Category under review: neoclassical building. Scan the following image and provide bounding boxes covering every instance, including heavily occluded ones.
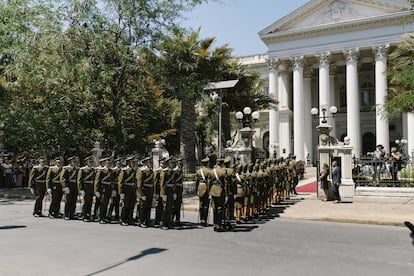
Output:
[240,0,414,163]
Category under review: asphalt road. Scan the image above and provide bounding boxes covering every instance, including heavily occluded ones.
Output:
[0,199,413,276]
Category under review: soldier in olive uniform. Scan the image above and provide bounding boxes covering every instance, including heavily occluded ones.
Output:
[209,158,227,232]
[60,156,80,220]
[108,158,122,222]
[94,158,114,224]
[28,157,49,217]
[233,163,245,224]
[46,157,64,218]
[223,156,235,223]
[160,157,175,230]
[172,158,184,226]
[195,157,210,227]
[77,156,96,222]
[153,158,167,227]
[118,156,137,226]
[136,156,154,228]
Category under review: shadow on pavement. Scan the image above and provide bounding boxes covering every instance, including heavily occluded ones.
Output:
[85,247,167,276]
[0,225,27,230]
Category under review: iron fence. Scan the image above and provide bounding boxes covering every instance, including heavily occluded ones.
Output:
[353,156,414,187]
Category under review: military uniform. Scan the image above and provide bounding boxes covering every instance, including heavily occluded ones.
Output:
[160,157,175,230]
[136,157,154,228]
[172,158,184,225]
[77,156,96,222]
[153,159,167,226]
[233,164,245,223]
[108,159,122,221]
[28,157,49,217]
[209,159,227,231]
[45,157,64,218]
[60,156,79,220]
[94,158,115,224]
[118,157,137,226]
[195,157,210,226]
[223,156,236,224]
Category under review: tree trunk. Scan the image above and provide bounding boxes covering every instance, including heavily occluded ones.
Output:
[180,98,196,173]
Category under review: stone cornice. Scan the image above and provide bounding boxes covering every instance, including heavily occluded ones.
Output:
[261,11,413,43]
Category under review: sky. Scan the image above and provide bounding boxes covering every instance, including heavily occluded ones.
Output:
[181,0,309,56]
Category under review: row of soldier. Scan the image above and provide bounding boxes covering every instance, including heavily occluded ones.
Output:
[28,155,184,229]
[28,153,300,231]
[196,155,299,232]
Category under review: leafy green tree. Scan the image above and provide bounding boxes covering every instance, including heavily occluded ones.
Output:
[387,34,414,118]
[0,0,206,158]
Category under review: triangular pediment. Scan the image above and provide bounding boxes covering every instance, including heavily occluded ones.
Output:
[259,0,411,36]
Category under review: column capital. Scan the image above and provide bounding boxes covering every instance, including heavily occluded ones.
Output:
[290,56,304,69]
[267,58,280,71]
[316,52,331,66]
[343,48,360,63]
[373,44,390,61]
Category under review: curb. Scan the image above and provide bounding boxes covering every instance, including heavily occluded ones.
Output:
[315,217,405,227]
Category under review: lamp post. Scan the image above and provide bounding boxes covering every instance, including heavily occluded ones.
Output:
[204,80,239,158]
[395,139,408,156]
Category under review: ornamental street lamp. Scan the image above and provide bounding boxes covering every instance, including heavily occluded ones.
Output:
[311,105,337,124]
[235,107,260,128]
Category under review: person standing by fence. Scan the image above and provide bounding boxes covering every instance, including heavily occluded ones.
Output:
[331,161,341,203]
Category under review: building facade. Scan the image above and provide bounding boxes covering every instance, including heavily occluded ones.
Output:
[239,0,414,163]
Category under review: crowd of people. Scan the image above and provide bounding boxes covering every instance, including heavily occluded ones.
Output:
[0,155,32,189]
[26,153,302,232]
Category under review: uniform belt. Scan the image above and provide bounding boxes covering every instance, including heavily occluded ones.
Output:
[83,181,93,184]
[124,182,135,186]
[69,180,76,183]
[101,181,111,185]
[143,184,153,188]
[165,184,174,187]
[199,182,206,185]
[175,183,183,187]
[35,180,46,183]
[237,184,243,188]
[52,180,60,184]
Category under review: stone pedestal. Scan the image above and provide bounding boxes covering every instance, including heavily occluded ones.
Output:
[152,140,169,169]
[91,142,103,167]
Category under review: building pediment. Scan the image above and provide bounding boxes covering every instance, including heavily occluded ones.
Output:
[259,0,412,39]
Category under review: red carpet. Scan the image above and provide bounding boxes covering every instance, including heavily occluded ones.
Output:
[296,181,317,193]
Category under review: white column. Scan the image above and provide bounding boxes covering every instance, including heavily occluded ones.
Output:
[291,56,305,161]
[344,48,361,157]
[303,67,313,162]
[278,67,291,157]
[316,52,331,124]
[330,64,337,137]
[407,112,414,161]
[373,45,390,153]
[267,58,279,157]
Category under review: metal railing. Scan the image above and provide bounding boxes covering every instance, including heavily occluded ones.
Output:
[353,156,414,187]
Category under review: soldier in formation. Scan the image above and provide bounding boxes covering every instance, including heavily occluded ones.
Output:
[28,154,301,232]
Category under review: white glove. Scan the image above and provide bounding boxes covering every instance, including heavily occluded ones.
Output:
[154,194,160,200]
[173,193,177,200]
[95,191,100,198]
[47,188,52,195]
[234,195,237,199]
[112,190,117,197]
[120,193,125,200]
[79,190,85,197]
[225,196,228,204]
[162,195,167,202]
[64,187,70,194]
[29,188,34,195]
[208,195,212,200]
[141,196,147,201]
